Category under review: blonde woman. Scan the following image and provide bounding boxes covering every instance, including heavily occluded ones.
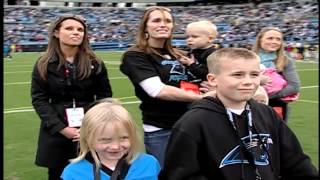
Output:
[61,98,160,180]
[252,27,300,121]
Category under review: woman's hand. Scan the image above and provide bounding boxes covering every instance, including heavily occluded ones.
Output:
[199,81,216,93]
[59,127,80,141]
[203,89,216,98]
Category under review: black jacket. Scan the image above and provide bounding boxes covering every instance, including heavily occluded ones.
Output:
[31,56,112,168]
[186,46,216,82]
[160,97,318,180]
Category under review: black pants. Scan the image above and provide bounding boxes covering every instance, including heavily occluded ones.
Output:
[47,142,79,180]
[48,166,65,180]
[269,98,289,122]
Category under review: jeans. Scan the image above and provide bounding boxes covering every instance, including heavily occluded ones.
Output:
[144,129,171,168]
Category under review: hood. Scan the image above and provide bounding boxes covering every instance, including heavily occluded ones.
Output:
[192,96,259,114]
[191,96,227,115]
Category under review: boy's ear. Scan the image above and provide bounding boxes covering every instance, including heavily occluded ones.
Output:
[207,73,217,87]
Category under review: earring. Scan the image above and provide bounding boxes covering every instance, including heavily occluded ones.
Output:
[145,33,149,39]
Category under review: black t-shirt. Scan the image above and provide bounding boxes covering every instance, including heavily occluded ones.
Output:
[120,49,193,128]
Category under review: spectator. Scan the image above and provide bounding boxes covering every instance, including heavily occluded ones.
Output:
[3,1,318,49]
[252,27,300,122]
[31,14,113,180]
[120,6,214,167]
[10,43,16,54]
[61,98,160,179]
[3,44,12,59]
[160,48,318,180]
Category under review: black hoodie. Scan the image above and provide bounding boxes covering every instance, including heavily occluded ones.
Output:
[160,97,318,180]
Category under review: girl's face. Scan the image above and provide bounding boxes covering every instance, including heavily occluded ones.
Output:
[54,19,84,46]
[94,123,131,167]
[146,10,173,40]
[260,30,283,52]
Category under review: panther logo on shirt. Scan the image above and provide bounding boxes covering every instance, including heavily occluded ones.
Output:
[161,60,188,82]
[219,133,273,168]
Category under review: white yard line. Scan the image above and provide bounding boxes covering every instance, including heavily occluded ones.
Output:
[300,86,318,89]
[4,76,128,85]
[4,100,141,114]
[4,68,318,74]
[4,67,120,74]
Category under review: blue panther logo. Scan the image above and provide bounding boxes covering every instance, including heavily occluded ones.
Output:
[161,60,189,82]
[219,133,273,168]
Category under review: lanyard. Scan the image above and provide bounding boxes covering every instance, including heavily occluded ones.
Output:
[226,104,253,142]
[226,104,262,180]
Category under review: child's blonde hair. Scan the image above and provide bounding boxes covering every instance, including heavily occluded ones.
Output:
[186,20,218,39]
[253,86,269,105]
[70,98,143,171]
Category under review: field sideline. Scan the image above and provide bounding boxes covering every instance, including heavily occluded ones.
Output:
[4,51,318,179]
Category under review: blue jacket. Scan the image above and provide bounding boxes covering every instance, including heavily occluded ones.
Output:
[61,153,160,180]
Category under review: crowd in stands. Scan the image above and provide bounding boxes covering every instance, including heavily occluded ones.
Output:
[4,0,318,50]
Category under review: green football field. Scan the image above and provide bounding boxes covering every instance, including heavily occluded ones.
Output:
[3,51,319,179]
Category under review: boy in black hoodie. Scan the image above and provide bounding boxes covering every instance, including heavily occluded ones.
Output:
[160,48,318,180]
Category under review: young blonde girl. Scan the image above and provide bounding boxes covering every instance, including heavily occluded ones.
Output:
[61,98,160,180]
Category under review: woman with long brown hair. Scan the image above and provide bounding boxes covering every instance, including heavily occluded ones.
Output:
[120,6,214,167]
[31,14,112,179]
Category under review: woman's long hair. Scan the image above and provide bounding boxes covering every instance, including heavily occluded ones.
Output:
[252,27,288,72]
[129,6,184,59]
[37,14,102,81]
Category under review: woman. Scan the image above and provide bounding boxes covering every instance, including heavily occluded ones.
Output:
[120,6,214,167]
[252,27,300,122]
[61,98,160,180]
[31,14,113,180]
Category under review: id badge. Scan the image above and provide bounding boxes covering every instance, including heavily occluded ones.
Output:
[65,107,84,127]
[180,80,200,94]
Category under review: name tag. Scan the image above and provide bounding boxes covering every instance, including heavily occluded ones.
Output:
[65,107,84,127]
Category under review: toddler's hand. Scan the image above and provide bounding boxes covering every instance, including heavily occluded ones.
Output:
[260,75,272,85]
[179,55,195,66]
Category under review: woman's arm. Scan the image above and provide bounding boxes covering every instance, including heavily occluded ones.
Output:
[31,62,66,135]
[156,84,203,102]
[121,51,215,102]
[270,58,301,99]
[139,76,215,102]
